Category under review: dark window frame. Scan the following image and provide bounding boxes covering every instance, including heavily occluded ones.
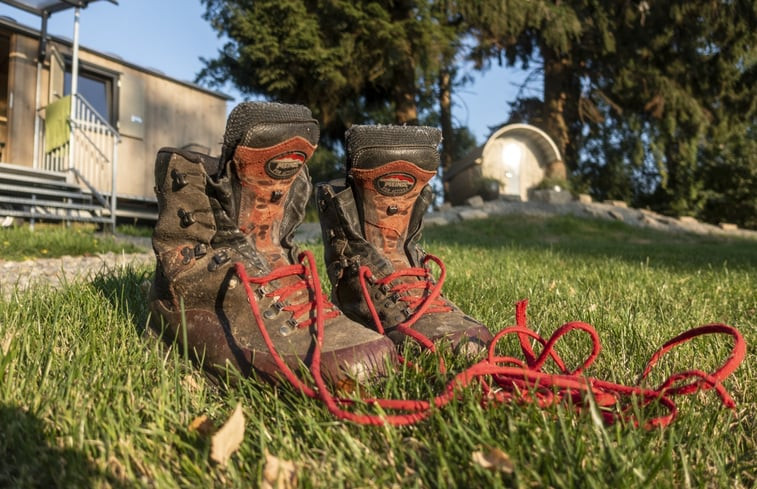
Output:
[63,59,120,127]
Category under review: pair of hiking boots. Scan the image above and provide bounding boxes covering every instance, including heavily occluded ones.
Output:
[148,102,492,384]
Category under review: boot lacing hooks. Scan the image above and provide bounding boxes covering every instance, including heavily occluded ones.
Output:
[358,254,452,369]
[234,251,341,389]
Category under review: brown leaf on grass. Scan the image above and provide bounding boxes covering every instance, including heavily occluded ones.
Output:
[262,451,297,489]
[188,414,215,436]
[210,403,245,467]
[472,447,515,473]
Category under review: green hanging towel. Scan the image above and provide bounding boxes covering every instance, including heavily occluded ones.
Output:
[45,95,71,152]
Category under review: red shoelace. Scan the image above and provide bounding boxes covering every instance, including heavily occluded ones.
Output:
[236,250,746,428]
[358,254,452,360]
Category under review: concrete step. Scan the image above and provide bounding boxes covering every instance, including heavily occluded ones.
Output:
[0,208,112,224]
[0,162,68,182]
[0,195,101,213]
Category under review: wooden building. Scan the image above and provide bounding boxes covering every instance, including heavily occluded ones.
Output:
[0,5,230,227]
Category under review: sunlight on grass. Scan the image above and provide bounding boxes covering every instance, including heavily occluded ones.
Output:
[0,224,143,261]
[0,215,754,487]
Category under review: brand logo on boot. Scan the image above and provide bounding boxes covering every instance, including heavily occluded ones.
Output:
[375,172,417,196]
[265,151,306,179]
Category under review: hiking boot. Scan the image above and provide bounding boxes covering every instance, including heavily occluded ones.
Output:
[148,103,396,384]
[316,125,493,355]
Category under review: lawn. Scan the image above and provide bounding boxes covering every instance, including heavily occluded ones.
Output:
[0,224,143,261]
[0,215,754,488]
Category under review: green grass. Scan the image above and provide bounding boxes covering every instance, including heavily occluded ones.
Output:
[0,214,755,488]
[1,224,143,261]
[116,224,154,238]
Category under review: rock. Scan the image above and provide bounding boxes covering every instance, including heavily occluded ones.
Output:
[608,210,624,221]
[604,200,628,208]
[678,216,698,224]
[532,189,573,205]
[466,195,485,208]
[719,222,738,231]
[424,215,452,227]
[577,193,592,204]
[458,209,489,221]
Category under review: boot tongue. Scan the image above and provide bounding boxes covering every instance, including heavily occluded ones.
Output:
[218,102,319,268]
[346,125,441,271]
[232,137,316,268]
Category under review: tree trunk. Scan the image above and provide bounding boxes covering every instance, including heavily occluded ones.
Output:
[541,46,579,172]
[390,0,418,125]
[393,84,418,124]
[439,67,454,201]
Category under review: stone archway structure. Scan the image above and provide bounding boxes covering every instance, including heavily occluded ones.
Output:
[445,123,563,204]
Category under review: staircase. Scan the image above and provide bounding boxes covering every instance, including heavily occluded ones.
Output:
[0,92,121,230]
[0,162,112,228]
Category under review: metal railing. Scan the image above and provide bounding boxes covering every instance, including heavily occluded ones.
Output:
[41,93,119,230]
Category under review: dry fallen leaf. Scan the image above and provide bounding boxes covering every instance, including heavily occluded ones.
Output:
[472,447,515,474]
[188,414,215,436]
[262,451,297,489]
[210,403,245,467]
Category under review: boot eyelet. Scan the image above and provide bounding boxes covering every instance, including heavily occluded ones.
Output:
[263,308,278,320]
[279,325,293,336]
[270,190,283,203]
[207,251,230,271]
[256,286,268,298]
[228,277,239,289]
[180,246,194,264]
[178,208,196,227]
[171,169,188,189]
[373,291,383,300]
[379,284,390,294]
[387,205,399,215]
[274,302,285,311]
[194,243,208,258]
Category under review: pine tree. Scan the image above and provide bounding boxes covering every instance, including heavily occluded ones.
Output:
[456,0,757,227]
[199,0,460,148]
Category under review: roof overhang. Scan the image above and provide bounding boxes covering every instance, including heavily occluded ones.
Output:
[0,0,117,17]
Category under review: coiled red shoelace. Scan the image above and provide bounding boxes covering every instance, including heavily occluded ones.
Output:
[236,250,746,428]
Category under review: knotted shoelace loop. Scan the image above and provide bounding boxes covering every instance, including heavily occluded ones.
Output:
[236,259,340,329]
[237,256,746,428]
[358,254,451,352]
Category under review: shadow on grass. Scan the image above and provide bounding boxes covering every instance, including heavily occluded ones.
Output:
[90,265,153,337]
[0,404,127,488]
[423,214,757,272]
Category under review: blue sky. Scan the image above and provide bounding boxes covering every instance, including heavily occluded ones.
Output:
[0,0,536,145]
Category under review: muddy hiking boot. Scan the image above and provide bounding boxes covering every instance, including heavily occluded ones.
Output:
[148,102,396,384]
[316,125,493,355]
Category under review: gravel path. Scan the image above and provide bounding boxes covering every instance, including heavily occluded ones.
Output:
[0,224,322,298]
[0,251,155,298]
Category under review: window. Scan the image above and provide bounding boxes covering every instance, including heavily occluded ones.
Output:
[64,63,118,125]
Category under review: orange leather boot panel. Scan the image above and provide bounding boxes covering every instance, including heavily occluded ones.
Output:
[350,160,436,269]
[233,136,316,266]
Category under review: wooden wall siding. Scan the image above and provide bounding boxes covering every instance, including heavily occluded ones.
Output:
[7,34,39,166]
